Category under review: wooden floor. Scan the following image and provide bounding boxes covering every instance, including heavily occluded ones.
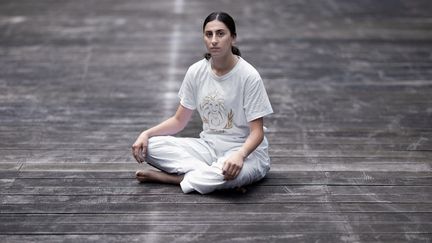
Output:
[1,0,432,242]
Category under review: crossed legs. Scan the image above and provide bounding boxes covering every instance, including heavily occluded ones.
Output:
[135,136,267,194]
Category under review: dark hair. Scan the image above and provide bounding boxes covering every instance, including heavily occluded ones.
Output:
[203,12,241,60]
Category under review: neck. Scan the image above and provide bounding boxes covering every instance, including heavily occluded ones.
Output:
[211,53,238,76]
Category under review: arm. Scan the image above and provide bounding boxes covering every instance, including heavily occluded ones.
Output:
[222,117,265,180]
[132,104,194,163]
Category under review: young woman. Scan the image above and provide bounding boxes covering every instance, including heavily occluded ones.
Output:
[132,12,273,194]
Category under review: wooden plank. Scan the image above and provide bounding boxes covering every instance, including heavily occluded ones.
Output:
[19,163,144,171]
[2,202,432,214]
[2,185,431,196]
[0,212,342,223]
[5,171,432,186]
[5,148,431,159]
[0,221,430,234]
[2,193,432,204]
[1,212,431,224]
[16,161,432,172]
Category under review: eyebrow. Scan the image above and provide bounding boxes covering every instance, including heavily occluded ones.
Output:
[205,29,226,32]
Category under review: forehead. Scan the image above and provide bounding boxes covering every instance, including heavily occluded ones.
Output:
[204,20,229,32]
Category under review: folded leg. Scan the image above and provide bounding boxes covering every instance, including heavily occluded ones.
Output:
[180,151,269,194]
[145,136,215,174]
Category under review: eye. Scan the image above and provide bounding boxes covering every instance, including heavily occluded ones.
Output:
[217,31,225,37]
[205,32,213,38]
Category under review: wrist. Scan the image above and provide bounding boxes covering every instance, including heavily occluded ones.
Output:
[140,131,151,139]
[238,148,248,158]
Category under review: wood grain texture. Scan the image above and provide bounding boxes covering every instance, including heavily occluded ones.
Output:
[1,0,431,242]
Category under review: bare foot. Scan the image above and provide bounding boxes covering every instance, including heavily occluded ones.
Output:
[135,170,183,185]
[135,170,152,183]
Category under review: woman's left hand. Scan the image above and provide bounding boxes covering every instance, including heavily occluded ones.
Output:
[222,151,245,180]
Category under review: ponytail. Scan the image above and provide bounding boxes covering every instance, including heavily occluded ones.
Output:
[204,52,211,60]
[231,46,241,56]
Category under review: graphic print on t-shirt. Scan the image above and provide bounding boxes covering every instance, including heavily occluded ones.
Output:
[199,91,234,132]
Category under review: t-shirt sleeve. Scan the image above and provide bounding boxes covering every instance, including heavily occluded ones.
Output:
[178,67,197,110]
[243,76,273,122]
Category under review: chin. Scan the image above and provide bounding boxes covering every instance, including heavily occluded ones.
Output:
[209,51,225,58]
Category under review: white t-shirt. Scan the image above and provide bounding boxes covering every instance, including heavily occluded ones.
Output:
[178,57,273,153]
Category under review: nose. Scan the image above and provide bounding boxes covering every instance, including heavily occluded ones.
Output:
[211,35,218,45]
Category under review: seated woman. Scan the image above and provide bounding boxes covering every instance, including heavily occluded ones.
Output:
[132,11,273,194]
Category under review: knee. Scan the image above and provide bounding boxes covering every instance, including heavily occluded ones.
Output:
[145,136,172,164]
[147,136,165,148]
[181,168,225,194]
[146,136,173,156]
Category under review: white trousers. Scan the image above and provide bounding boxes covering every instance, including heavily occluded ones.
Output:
[145,136,270,194]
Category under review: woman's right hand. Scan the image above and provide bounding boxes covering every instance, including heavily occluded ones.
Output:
[132,132,149,163]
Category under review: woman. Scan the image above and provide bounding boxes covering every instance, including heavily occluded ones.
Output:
[132,12,273,194]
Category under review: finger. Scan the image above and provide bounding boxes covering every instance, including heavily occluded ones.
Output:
[132,146,139,163]
[139,145,147,163]
[225,173,235,181]
[135,147,142,163]
[228,164,242,180]
[225,164,234,177]
[134,146,144,163]
[227,169,237,180]
[222,161,230,175]
[222,160,231,173]
[224,168,235,180]
[228,164,238,176]
[232,168,241,179]
[142,145,147,158]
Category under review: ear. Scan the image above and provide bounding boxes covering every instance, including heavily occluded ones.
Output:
[231,34,237,45]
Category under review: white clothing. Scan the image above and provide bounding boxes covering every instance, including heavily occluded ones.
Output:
[146,136,270,194]
[178,57,273,153]
[146,57,273,194]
